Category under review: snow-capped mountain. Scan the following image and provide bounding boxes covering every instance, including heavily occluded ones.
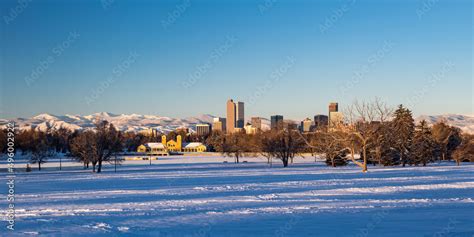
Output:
[1,113,472,134]
[0,113,215,134]
[415,114,474,134]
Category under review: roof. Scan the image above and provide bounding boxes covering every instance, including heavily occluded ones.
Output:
[183,142,205,148]
[145,143,165,149]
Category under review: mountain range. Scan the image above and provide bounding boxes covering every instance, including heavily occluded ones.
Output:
[0,113,472,134]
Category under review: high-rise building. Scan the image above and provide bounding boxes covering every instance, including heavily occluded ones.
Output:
[328,102,339,129]
[271,115,284,130]
[226,99,236,133]
[314,115,329,129]
[236,101,245,128]
[196,124,211,136]
[212,117,226,133]
[251,117,262,130]
[226,99,244,133]
[329,112,344,129]
[300,118,313,133]
[329,102,339,113]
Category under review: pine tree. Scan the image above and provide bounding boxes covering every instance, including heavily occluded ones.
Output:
[391,105,415,166]
[411,120,437,166]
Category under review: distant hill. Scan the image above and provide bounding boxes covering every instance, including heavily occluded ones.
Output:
[0,113,215,134]
[415,114,474,134]
[1,113,472,134]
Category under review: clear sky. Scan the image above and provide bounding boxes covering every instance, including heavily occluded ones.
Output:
[0,0,472,119]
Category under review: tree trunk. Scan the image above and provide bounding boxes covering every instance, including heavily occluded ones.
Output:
[401,152,406,167]
[282,158,289,167]
[38,162,41,171]
[97,160,103,173]
[362,146,367,173]
[92,164,96,172]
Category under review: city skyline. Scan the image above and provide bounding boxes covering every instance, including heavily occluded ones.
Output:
[1,0,472,119]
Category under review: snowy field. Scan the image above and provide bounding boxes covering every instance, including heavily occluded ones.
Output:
[1,156,474,236]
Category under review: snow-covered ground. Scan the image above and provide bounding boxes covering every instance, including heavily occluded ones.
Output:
[1,156,473,236]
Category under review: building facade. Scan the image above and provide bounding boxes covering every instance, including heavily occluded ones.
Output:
[212,117,226,133]
[196,123,211,136]
[226,99,245,133]
[301,118,313,133]
[236,101,245,128]
[226,99,236,133]
[271,115,284,130]
[314,115,329,129]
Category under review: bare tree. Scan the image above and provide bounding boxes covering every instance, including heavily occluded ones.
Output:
[70,130,97,170]
[30,131,55,171]
[261,129,305,167]
[342,98,393,172]
[309,130,349,167]
[70,121,122,173]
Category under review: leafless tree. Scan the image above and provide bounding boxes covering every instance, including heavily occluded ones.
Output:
[30,131,55,171]
[261,129,305,167]
[342,98,393,172]
[70,121,122,173]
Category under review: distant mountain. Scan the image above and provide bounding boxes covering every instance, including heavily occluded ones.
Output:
[415,114,474,134]
[1,113,472,134]
[0,113,215,134]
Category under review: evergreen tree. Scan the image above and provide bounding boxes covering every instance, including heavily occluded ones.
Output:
[411,120,437,166]
[391,105,415,166]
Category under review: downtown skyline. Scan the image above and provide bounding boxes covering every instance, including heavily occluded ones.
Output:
[0,0,472,119]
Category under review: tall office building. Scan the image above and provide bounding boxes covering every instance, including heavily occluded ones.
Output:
[196,124,211,136]
[328,102,339,129]
[226,99,236,133]
[236,101,245,128]
[226,99,244,133]
[212,117,226,133]
[251,117,262,130]
[271,115,284,130]
[329,102,339,113]
[300,118,313,133]
[314,115,329,129]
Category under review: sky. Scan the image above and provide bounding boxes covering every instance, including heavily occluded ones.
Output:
[0,0,472,120]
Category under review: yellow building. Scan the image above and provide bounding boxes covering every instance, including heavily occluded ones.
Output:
[166,135,182,152]
[137,142,168,156]
[137,134,206,154]
[183,142,207,152]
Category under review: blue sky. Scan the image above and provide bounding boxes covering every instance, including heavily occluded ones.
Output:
[0,0,472,119]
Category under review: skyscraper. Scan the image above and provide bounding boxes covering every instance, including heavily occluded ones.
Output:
[328,102,339,128]
[314,115,329,129]
[236,101,245,128]
[328,102,343,129]
[271,115,284,130]
[329,102,338,113]
[226,99,236,133]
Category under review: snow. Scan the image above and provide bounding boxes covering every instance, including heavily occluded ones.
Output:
[416,114,474,134]
[1,157,473,236]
